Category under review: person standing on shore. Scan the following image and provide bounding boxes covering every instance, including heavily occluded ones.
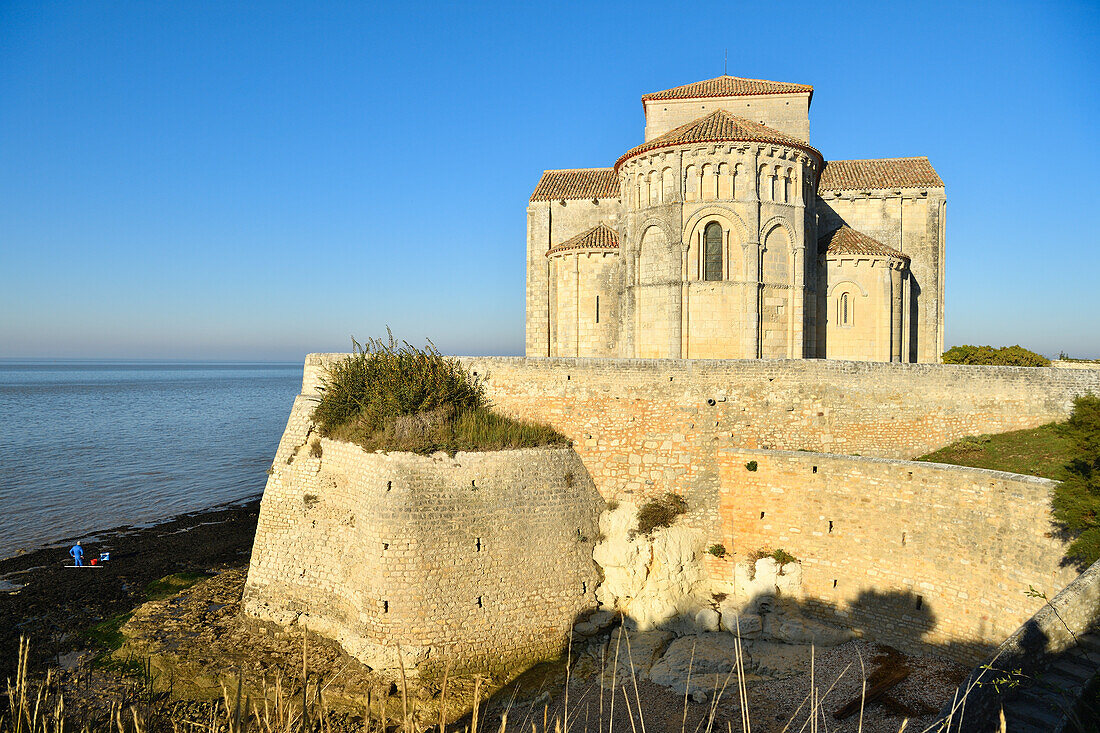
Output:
[69,542,83,567]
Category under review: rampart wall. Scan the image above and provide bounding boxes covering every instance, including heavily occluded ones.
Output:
[717,449,1078,663]
[243,394,602,675]
[289,355,1099,665]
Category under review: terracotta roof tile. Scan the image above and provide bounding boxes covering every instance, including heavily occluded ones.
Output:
[546,223,619,257]
[641,75,812,102]
[820,225,909,261]
[530,168,619,202]
[819,157,943,191]
[615,109,821,170]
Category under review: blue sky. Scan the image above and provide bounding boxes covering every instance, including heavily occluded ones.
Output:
[1,1,1097,360]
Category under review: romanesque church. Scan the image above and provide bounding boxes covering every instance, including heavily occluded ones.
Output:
[526,75,946,362]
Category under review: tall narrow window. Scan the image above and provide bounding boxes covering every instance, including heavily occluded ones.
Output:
[703,222,723,281]
[840,293,850,326]
[595,296,600,323]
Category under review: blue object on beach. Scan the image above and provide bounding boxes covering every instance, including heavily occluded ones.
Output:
[70,543,83,567]
[99,552,110,562]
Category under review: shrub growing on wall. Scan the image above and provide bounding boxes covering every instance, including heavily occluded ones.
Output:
[312,332,567,454]
[633,493,688,537]
[1051,395,1100,565]
[941,344,1051,367]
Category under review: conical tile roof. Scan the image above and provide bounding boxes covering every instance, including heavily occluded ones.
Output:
[615,109,821,169]
[546,223,619,257]
[820,225,909,261]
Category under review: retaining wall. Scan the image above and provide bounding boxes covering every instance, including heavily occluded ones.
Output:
[243,397,602,676]
[300,357,1099,512]
[717,449,1077,663]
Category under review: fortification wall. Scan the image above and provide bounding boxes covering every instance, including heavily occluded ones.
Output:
[290,355,1098,665]
[717,449,1077,663]
[243,396,602,675]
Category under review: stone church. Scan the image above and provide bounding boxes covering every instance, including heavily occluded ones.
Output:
[525,75,946,362]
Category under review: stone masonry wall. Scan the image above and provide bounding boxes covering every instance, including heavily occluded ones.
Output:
[302,356,1098,529]
[243,395,602,676]
[716,449,1078,664]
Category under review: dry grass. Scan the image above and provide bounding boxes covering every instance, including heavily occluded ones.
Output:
[312,334,566,456]
[4,628,1000,733]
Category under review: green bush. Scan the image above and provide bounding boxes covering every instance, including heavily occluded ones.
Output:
[634,493,688,537]
[747,547,798,566]
[941,344,1051,367]
[1051,395,1100,565]
[312,332,567,455]
[745,460,758,472]
[707,543,727,558]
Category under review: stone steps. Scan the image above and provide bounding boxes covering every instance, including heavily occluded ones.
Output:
[999,629,1100,732]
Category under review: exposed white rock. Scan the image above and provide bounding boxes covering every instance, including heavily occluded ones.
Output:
[647,634,755,695]
[601,629,673,687]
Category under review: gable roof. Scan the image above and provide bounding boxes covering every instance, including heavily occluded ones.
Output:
[546,223,619,257]
[530,168,619,202]
[641,75,813,103]
[819,157,943,191]
[615,109,822,170]
[819,225,909,261]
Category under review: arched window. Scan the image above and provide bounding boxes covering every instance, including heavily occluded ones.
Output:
[840,292,851,326]
[703,222,723,281]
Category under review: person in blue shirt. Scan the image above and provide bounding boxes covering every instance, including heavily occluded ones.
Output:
[70,542,83,567]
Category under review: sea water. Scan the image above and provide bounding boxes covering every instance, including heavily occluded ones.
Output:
[0,361,301,559]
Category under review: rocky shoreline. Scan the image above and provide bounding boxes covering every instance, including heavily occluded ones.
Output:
[0,496,262,672]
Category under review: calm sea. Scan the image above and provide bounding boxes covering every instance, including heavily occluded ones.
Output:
[0,361,302,559]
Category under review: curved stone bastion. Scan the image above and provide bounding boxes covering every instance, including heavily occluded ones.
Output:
[243,435,602,677]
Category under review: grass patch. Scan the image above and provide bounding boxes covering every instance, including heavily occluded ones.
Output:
[84,611,133,654]
[915,422,1071,479]
[144,571,211,601]
[314,333,567,455]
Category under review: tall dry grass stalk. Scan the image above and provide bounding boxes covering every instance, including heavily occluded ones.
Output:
[2,633,983,733]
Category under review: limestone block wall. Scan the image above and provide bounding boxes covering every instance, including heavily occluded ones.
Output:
[526,198,620,358]
[715,449,1078,663]
[304,355,1098,514]
[824,255,905,362]
[616,142,816,360]
[549,251,619,357]
[817,190,946,363]
[643,93,811,142]
[243,401,603,675]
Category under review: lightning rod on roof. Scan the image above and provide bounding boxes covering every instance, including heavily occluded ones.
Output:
[724,49,727,75]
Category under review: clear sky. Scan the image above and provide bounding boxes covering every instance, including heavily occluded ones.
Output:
[2,0,1098,360]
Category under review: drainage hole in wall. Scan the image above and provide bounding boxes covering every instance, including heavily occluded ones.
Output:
[581,582,587,595]
[383,600,389,613]
[382,542,389,551]
[812,466,818,474]
[471,479,477,490]
[828,520,833,533]
[707,398,716,407]
[567,375,571,380]
[476,596,483,608]
[475,538,481,552]
[915,595,924,610]
[760,511,765,519]
[832,579,838,588]
[386,481,392,492]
